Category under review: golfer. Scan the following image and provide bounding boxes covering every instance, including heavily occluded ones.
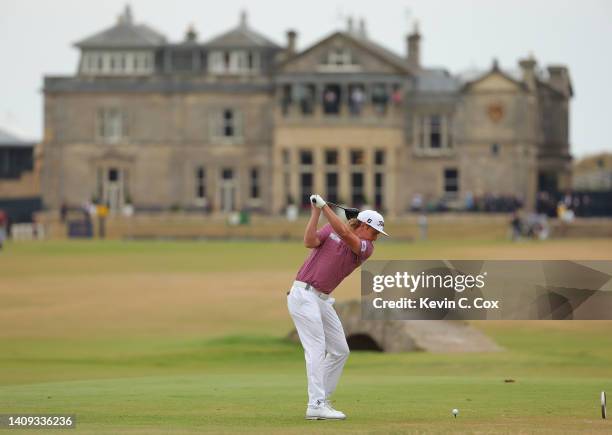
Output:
[287,193,388,420]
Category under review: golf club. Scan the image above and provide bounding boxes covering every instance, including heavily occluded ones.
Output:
[326,201,361,220]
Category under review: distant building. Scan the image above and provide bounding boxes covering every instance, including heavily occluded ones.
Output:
[573,153,612,191]
[41,6,573,216]
[0,127,41,223]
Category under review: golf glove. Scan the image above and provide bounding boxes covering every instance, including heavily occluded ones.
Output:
[310,194,326,209]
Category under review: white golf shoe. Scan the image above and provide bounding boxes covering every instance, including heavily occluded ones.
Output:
[305,400,346,420]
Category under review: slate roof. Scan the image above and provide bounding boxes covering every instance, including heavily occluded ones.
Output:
[414,68,462,93]
[74,6,166,49]
[204,12,280,48]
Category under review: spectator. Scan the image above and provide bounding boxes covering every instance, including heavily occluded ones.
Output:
[0,210,7,250]
[60,202,68,223]
[510,211,522,241]
[464,191,474,211]
[418,213,428,240]
[411,193,423,212]
[391,87,402,105]
[349,87,365,115]
[323,89,339,114]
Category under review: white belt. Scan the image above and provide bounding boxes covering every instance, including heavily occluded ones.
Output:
[293,280,330,300]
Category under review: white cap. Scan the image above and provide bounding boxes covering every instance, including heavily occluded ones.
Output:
[357,210,389,236]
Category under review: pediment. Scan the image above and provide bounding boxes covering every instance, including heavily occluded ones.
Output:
[279,32,409,75]
[463,70,525,93]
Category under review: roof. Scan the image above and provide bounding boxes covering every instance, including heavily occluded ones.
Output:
[0,127,35,147]
[75,5,166,49]
[459,60,528,92]
[415,68,461,93]
[204,11,280,49]
[279,30,411,74]
[343,31,409,72]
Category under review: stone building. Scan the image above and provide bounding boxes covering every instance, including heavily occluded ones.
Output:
[573,153,612,191]
[41,6,573,216]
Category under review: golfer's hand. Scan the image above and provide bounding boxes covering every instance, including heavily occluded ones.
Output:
[309,194,326,209]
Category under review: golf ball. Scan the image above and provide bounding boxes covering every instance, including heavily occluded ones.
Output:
[452,408,459,417]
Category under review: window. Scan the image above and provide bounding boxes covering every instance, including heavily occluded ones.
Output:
[222,168,234,180]
[350,150,364,165]
[444,169,459,195]
[230,51,247,73]
[327,48,352,66]
[196,167,206,199]
[284,172,292,205]
[430,115,441,148]
[491,143,500,156]
[375,150,385,166]
[223,110,234,136]
[415,114,453,152]
[281,84,292,116]
[299,150,313,207]
[210,109,242,141]
[351,172,365,206]
[250,168,260,199]
[209,51,225,73]
[247,52,254,70]
[300,150,313,165]
[97,108,127,143]
[326,172,338,204]
[375,172,384,209]
[209,50,259,74]
[82,51,152,75]
[282,149,290,165]
[108,168,119,181]
[300,172,313,208]
[325,150,338,165]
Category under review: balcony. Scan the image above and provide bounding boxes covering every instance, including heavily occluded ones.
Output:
[276,82,404,127]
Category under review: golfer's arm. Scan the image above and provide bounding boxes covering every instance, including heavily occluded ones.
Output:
[303,207,322,248]
[321,205,361,254]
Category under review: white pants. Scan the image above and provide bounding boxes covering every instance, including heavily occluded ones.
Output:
[287,283,350,406]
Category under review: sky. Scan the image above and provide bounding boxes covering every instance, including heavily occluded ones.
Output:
[1,0,610,158]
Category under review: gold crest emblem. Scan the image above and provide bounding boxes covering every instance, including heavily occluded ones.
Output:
[487,103,504,123]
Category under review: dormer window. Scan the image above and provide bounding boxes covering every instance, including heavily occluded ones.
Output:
[318,46,360,72]
[328,48,353,66]
[80,50,154,76]
[208,50,260,74]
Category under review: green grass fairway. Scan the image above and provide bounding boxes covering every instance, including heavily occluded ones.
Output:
[1,239,612,433]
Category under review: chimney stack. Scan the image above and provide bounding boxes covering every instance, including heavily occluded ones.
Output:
[185,24,197,42]
[519,54,537,91]
[347,17,354,34]
[547,65,572,97]
[407,22,421,69]
[286,30,297,55]
[358,18,367,39]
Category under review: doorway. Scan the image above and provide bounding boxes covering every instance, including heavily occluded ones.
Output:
[219,168,236,212]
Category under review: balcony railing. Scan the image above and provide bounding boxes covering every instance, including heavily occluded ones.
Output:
[276,101,404,126]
